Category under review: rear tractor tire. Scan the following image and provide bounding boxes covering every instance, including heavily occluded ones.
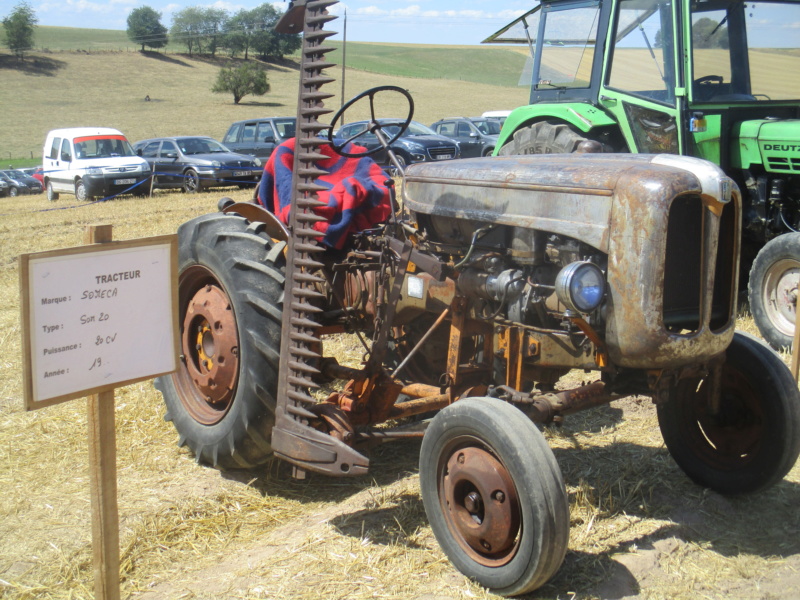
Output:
[154,212,286,469]
[657,332,800,494]
[748,233,800,350]
[420,397,569,596]
[498,120,600,156]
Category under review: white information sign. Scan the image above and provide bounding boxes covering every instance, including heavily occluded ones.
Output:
[21,235,179,409]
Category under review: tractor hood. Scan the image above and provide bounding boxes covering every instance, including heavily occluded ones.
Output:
[734,119,800,173]
[403,153,732,254]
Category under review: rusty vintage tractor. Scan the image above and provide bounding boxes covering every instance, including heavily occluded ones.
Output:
[154,1,800,595]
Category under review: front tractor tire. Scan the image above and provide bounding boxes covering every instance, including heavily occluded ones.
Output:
[154,213,286,469]
[748,233,800,350]
[657,332,800,495]
[498,120,592,156]
[419,397,569,596]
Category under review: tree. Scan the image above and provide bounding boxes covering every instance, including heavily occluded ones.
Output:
[225,4,301,61]
[225,9,257,60]
[212,62,270,104]
[692,17,729,49]
[127,6,168,52]
[2,2,37,58]
[171,6,206,55]
[202,7,228,56]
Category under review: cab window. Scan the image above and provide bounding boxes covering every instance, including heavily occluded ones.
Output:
[607,0,676,105]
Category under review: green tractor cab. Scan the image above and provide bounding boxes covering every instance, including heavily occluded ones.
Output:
[487,0,800,349]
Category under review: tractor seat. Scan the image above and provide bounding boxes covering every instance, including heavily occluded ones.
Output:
[257,138,392,250]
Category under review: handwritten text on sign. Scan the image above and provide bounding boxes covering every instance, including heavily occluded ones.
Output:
[22,236,178,408]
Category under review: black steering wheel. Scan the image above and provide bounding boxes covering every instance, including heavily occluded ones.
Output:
[695,74,723,86]
[328,85,414,158]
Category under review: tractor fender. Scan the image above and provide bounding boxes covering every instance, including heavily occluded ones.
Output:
[494,103,618,155]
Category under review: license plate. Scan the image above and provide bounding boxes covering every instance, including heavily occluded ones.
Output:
[115,178,135,185]
[234,171,250,177]
[435,154,453,160]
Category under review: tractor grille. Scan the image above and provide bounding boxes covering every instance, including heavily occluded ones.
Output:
[765,155,800,173]
[662,194,736,334]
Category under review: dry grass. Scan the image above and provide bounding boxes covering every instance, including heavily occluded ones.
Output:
[2,188,800,600]
[3,39,800,594]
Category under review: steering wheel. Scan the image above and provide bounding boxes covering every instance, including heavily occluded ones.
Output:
[695,74,723,86]
[328,85,414,158]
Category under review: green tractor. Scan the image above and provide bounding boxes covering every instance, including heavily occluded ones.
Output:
[487,0,800,349]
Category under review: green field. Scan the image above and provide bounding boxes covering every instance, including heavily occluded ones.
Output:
[0,26,528,161]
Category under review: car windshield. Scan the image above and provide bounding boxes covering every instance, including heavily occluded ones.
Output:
[179,138,229,155]
[471,119,502,135]
[74,136,136,159]
[6,170,25,178]
[382,121,438,137]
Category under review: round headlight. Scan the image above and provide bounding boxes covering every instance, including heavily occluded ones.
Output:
[555,261,606,314]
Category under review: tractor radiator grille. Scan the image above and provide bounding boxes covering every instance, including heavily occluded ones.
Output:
[662,194,736,334]
[765,156,800,173]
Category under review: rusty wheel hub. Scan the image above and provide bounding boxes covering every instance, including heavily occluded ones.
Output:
[442,445,521,565]
[181,284,239,417]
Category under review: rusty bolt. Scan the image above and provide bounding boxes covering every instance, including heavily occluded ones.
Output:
[481,540,492,551]
[493,491,505,503]
[457,453,465,464]
[464,491,483,513]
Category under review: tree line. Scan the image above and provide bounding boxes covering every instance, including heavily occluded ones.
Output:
[0,2,299,62]
[127,4,301,60]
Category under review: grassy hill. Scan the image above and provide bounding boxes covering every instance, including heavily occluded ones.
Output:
[0,26,529,161]
[26,26,528,87]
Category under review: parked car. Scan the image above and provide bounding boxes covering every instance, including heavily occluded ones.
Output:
[0,178,8,197]
[222,117,297,160]
[0,169,44,195]
[334,119,460,170]
[43,127,152,201]
[22,166,44,186]
[133,136,262,193]
[430,117,501,158]
[481,110,511,127]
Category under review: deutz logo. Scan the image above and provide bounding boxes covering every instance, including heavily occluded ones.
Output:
[763,144,800,152]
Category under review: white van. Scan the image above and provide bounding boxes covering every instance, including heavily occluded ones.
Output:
[43,127,152,201]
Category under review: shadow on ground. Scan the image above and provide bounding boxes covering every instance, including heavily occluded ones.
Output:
[140,50,193,67]
[0,54,66,76]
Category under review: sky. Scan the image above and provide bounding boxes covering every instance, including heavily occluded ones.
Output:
[21,0,532,46]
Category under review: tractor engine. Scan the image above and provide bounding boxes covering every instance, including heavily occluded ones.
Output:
[400,153,741,371]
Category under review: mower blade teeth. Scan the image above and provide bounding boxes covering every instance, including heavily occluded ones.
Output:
[291,301,323,313]
[289,360,322,375]
[286,402,318,419]
[288,375,319,389]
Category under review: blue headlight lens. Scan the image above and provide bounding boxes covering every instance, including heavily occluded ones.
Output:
[555,261,606,313]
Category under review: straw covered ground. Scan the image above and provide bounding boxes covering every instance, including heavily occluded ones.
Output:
[2,188,800,600]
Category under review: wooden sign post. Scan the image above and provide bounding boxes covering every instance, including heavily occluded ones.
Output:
[20,225,179,599]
